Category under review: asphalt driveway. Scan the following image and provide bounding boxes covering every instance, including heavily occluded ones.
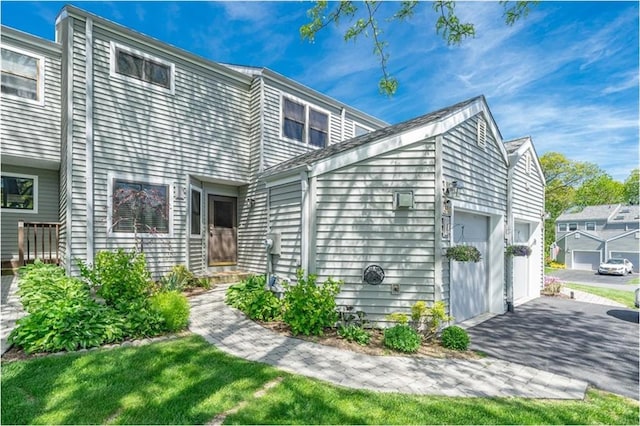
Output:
[548,269,637,291]
[467,297,639,399]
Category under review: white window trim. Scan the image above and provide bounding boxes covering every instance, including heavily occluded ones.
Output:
[585,222,596,231]
[558,223,567,232]
[0,44,45,106]
[189,184,203,238]
[107,172,174,238]
[280,94,331,148]
[353,122,373,137]
[1,172,38,214]
[568,222,578,231]
[109,41,175,94]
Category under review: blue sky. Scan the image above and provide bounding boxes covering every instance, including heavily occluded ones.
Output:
[2,1,638,181]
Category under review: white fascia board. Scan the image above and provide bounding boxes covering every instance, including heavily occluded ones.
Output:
[606,229,639,243]
[262,165,310,188]
[1,25,62,56]
[562,230,604,242]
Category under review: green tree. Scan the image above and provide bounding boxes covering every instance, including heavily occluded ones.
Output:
[623,168,639,205]
[539,152,602,250]
[574,174,624,207]
[300,1,538,95]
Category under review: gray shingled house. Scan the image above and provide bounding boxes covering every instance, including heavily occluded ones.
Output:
[554,204,640,272]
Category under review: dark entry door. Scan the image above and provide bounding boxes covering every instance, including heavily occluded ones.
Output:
[208,195,237,266]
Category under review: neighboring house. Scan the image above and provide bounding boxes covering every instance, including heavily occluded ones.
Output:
[1,5,545,324]
[505,137,546,306]
[554,204,640,272]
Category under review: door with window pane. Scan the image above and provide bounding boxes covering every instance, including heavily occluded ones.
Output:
[208,195,237,266]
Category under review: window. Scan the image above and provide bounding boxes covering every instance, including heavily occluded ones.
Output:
[190,187,201,236]
[111,178,169,234]
[111,42,174,92]
[477,117,487,147]
[1,46,44,103]
[585,222,596,231]
[1,174,37,212]
[282,97,329,148]
[354,123,371,137]
[568,223,578,231]
[558,223,567,232]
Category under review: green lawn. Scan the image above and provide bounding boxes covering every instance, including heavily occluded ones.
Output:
[2,335,638,425]
[627,277,640,285]
[564,283,638,309]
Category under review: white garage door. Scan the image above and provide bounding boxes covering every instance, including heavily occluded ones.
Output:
[572,251,601,271]
[610,252,640,273]
[450,211,489,323]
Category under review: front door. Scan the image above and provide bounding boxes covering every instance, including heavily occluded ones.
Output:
[208,195,237,266]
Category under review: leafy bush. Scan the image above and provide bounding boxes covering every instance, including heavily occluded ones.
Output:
[226,275,282,321]
[440,325,470,351]
[542,276,563,295]
[283,270,341,336]
[78,249,154,305]
[116,299,165,338]
[150,291,190,332]
[385,312,409,325]
[383,324,421,353]
[411,300,452,341]
[159,265,211,292]
[16,261,90,314]
[338,325,372,345]
[445,245,482,262]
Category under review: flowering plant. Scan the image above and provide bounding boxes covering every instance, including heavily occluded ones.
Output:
[506,245,532,257]
[445,245,481,263]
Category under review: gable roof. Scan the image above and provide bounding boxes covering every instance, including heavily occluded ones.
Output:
[555,230,604,243]
[504,136,546,186]
[556,204,631,221]
[263,95,507,180]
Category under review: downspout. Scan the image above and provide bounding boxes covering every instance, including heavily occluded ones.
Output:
[64,17,74,274]
[258,75,265,173]
[300,168,311,276]
[85,17,95,266]
[506,155,516,312]
[434,136,444,304]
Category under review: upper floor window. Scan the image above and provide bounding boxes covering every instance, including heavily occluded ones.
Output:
[585,222,596,231]
[282,97,329,148]
[568,223,578,231]
[111,42,174,93]
[1,173,38,213]
[354,123,371,137]
[558,223,567,232]
[110,177,170,235]
[1,46,44,104]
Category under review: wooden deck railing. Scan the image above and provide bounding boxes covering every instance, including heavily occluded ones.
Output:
[18,221,60,266]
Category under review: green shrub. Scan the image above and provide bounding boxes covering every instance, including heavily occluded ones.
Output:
[78,249,153,305]
[150,291,190,332]
[411,300,452,341]
[383,324,421,353]
[17,261,90,314]
[283,270,341,336]
[9,297,124,354]
[337,325,372,345]
[225,275,283,321]
[440,325,470,351]
[116,299,165,338]
[385,312,410,325]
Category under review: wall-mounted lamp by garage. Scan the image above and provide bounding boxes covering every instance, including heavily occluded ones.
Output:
[444,180,464,198]
[246,198,256,208]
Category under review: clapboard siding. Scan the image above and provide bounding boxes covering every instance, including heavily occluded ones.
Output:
[609,233,640,252]
[268,182,302,281]
[314,141,437,322]
[511,152,544,220]
[0,29,61,166]
[0,165,60,261]
[80,22,251,275]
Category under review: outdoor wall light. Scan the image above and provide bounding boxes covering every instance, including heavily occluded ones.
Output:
[444,180,463,198]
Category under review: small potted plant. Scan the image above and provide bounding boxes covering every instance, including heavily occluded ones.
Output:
[506,244,532,257]
[445,245,482,262]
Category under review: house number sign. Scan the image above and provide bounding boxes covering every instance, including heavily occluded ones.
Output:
[363,265,385,285]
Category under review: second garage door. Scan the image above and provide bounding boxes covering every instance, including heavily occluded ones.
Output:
[610,251,640,273]
[572,251,601,271]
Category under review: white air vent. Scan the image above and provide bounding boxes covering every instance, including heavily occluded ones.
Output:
[477,118,487,147]
[393,191,414,209]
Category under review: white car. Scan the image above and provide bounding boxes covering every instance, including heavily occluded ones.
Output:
[597,258,634,276]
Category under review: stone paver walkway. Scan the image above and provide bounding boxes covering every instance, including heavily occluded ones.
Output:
[189,285,588,399]
[1,275,24,355]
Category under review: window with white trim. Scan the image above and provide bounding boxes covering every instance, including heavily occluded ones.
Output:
[111,178,169,234]
[585,222,596,231]
[568,223,578,231]
[1,46,44,103]
[558,223,567,232]
[111,42,174,91]
[190,187,202,236]
[1,174,37,212]
[282,97,329,148]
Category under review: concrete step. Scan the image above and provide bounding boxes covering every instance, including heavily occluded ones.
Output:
[205,271,254,285]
